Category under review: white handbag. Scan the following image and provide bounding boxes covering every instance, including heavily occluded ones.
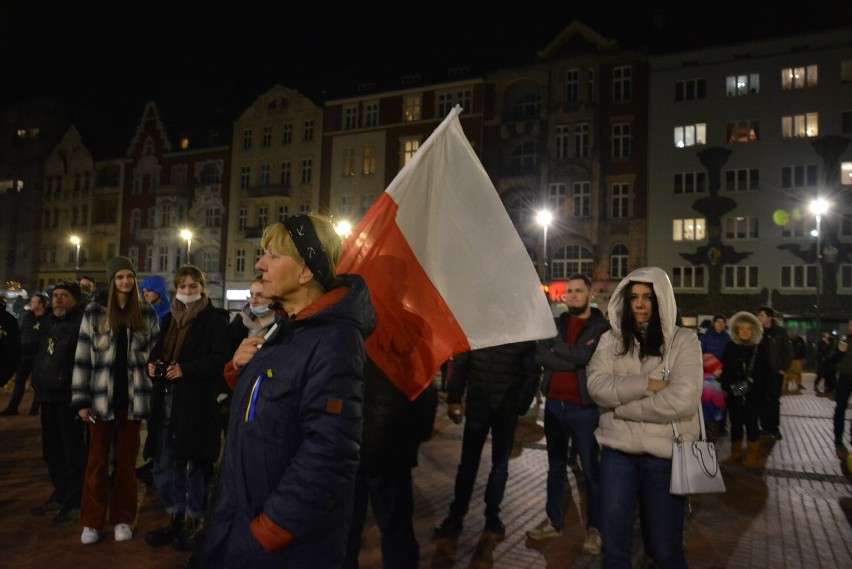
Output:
[664,329,726,495]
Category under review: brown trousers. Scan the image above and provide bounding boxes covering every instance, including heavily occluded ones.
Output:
[80,413,141,529]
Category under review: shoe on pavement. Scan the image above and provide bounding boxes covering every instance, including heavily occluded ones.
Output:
[114,523,133,542]
[433,516,463,539]
[52,507,80,526]
[31,500,62,517]
[527,518,562,540]
[483,516,505,537]
[582,527,602,555]
[81,527,100,545]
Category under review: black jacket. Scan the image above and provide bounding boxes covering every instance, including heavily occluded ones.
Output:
[359,359,437,474]
[17,310,46,358]
[0,310,20,384]
[31,304,85,403]
[537,308,610,405]
[145,302,229,462]
[720,341,773,404]
[448,341,538,421]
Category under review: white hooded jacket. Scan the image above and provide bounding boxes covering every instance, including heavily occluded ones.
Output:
[587,267,703,459]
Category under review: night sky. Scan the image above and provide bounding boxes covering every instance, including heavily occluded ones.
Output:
[3,0,850,137]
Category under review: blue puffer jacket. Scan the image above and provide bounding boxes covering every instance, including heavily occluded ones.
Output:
[199,275,375,569]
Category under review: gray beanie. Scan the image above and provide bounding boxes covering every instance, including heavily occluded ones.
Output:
[106,256,136,282]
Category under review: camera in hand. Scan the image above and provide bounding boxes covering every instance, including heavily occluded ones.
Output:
[154,362,169,380]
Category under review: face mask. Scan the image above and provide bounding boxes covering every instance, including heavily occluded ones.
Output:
[250,304,272,317]
[176,292,202,304]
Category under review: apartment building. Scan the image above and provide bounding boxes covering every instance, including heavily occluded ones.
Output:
[223,85,323,305]
[482,21,649,305]
[647,27,852,326]
[121,102,230,304]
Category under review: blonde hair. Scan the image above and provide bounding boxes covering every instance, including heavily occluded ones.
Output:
[260,215,341,289]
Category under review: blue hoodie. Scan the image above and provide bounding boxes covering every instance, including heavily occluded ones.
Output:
[140,275,171,329]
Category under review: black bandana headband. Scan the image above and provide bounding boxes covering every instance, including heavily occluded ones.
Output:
[283,215,331,289]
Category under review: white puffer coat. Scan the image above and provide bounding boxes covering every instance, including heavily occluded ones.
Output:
[587,267,703,459]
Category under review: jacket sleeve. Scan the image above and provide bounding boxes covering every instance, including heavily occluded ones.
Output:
[587,331,655,408]
[0,316,20,383]
[615,329,703,423]
[71,308,95,409]
[516,342,541,415]
[550,320,607,366]
[446,351,470,405]
[252,325,366,551]
[536,337,577,371]
[779,330,793,372]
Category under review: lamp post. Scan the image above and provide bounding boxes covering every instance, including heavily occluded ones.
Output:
[809,198,829,332]
[536,209,553,282]
[69,235,81,280]
[180,229,193,265]
[334,220,352,239]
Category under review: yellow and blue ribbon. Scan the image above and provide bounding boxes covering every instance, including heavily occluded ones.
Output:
[245,369,273,422]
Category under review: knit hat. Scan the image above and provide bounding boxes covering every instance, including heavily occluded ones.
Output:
[702,353,722,375]
[107,256,136,282]
[53,280,82,302]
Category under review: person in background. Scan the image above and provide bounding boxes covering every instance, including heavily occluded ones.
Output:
[587,267,702,569]
[757,306,792,440]
[433,341,538,540]
[79,276,96,305]
[145,265,229,552]
[830,320,852,455]
[141,275,171,330]
[344,360,437,569]
[787,331,807,392]
[29,281,87,527]
[718,312,773,468]
[198,215,375,568]
[814,332,837,396]
[701,354,726,441]
[0,297,21,399]
[700,314,730,360]
[2,293,46,416]
[72,257,159,544]
[526,273,608,556]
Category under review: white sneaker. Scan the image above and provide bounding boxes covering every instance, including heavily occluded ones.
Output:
[526,518,562,540]
[81,526,99,545]
[583,527,602,555]
[114,523,133,542]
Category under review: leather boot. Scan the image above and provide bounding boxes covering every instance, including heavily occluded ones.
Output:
[145,512,184,547]
[743,442,762,468]
[720,441,743,466]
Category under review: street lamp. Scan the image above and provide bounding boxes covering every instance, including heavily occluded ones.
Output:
[180,228,193,264]
[536,209,553,282]
[809,198,829,332]
[334,220,352,239]
[69,235,81,280]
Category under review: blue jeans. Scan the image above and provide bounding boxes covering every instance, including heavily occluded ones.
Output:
[544,399,601,531]
[600,447,688,569]
[152,424,209,519]
[448,413,518,521]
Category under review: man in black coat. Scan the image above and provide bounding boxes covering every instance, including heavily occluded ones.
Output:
[0,298,21,391]
[433,340,538,539]
[343,359,437,569]
[2,293,47,416]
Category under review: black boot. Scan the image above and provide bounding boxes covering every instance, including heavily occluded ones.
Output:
[173,517,204,552]
[145,512,184,547]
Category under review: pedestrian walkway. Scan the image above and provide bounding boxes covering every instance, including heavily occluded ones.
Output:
[1,374,850,568]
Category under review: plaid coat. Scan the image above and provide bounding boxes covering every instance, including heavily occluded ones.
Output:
[71,300,159,420]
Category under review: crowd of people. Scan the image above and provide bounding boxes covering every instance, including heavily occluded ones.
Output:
[1,223,851,568]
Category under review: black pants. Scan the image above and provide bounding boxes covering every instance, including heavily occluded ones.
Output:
[761,374,784,433]
[728,394,760,444]
[5,357,36,412]
[40,401,87,510]
[834,374,852,445]
[343,467,418,569]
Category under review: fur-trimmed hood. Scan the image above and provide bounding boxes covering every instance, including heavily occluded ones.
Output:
[608,266,677,348]
[729,311,763,346]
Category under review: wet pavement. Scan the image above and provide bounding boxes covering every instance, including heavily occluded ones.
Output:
[1,372,850,568]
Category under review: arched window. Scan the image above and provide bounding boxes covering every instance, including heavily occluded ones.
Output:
[610,244,629,279]
[551,245,594,280]
[511,93,541,119]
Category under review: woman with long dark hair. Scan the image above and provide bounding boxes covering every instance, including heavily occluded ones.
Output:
[587,267,702,568]
[72,256,159,545]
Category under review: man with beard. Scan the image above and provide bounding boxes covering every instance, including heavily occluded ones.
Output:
[30,281,87,526]
[527,274,609,556]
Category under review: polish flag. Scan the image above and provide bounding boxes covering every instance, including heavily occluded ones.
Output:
[337,106,556,400]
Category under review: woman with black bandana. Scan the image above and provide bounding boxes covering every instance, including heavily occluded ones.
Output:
[198,215,376,569]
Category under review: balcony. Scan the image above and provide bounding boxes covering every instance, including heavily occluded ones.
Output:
[246,184,291,198]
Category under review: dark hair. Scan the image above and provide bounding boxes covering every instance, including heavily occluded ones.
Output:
[567,273,592,289]
[105,274,146,333]
[713,313,726,322]
[617,281,664,359]
[173,265,207,290]
[757,306,774,318]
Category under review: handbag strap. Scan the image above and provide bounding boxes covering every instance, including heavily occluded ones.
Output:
[743,346,758,385]
[665,328,707,443]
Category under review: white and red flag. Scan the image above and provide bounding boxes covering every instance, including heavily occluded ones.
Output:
[337,106,556,400]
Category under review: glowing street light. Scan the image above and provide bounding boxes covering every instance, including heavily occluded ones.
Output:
[809,198,830,331]
[69,235,81,279]
[334,220,352,238]
[180,228,193,264]
[536,209,553,281]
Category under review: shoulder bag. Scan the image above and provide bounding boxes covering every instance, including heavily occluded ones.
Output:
[664,329,727,495]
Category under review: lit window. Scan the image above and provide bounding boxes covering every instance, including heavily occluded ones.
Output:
[726,120,760,143]
[673,124,706,148]
[781,113,819,138]
[363,146,377,175]
[342,149,355,177]
[673,218,706,241]
[403,95,422,122]
[402,138,420,166]
[781,65,818,90]
[842,161,852,186]
[726,73,760,96]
